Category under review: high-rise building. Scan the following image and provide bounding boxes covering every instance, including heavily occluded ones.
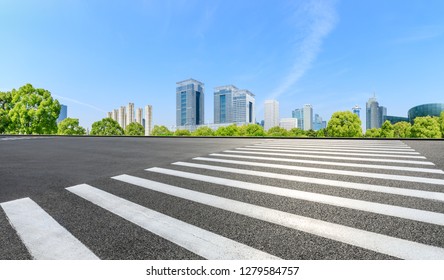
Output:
[303,104,313,131]
[292,108,304,130]
[112,109,118,122]
[144,105,152,136]
[366,96,386,130]
[264,100,279,131]
[57,105,67,123]
[176,79,205,127]
[136,108,143,125]
[313,114,326,131]
[107,112,112,119]
[118,106,126,129]
[127,102,134,126]
[214,85,255,124]
[352,105,361,117]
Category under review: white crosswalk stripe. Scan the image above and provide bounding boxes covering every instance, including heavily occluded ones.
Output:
[2,139,444,260]
[112,174,444,260]
[67,184,279,260]
[0,198,99,260]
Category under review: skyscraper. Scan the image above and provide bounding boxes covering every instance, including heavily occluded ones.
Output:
[118,106,126,129]
[176,79,205,127]
[144,105,152,136]
[303,104,313,131]
[313,114,327,131]
[264,100,279,131]
[352,105,361,117]
[292,108,304,130]
[366,96,386,130]
[57,105,67,123]
[127,102,134,126]
[214,85,255,124]
[136,108,143,125]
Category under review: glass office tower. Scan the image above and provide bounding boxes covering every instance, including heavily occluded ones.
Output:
[214,86,255,124]
[176,79,205,127]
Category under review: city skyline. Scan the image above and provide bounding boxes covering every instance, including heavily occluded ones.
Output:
[1,1,443,129]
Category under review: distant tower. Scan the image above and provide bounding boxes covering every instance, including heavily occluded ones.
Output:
[136,108,143,125]
[366,95,386,130]
[303,104,313,131]
[144,105,152,136]
[127,102,134,125]
[118,106,126,129]
[264,100,279,131]
[176,78,205,127]
[352,105,361,117]
[112,109,118,122]
[57,105,67,123]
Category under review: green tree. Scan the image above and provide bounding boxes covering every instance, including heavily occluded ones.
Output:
[57,118,86,135]
[0,91,12,134]
[174,129,191,136]
[125,122,145,136]
[393,122,411,138]
[327,111,362,137]
[410,116,442,138]
[238,124,266,136]
[440,111,444,138]
[151,125,173,136]
[306,129,318,138]
[192,126,214,136]
[380,120,394,138]
[316,128,327,138]
[365,128,381,138]
[2,84,61,134]
[267,126,288,137]
[214,124,240,136]
[90,118,124,136]
[288,128,307,137]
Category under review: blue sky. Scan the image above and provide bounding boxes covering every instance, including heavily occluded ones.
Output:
[1,0,443,130]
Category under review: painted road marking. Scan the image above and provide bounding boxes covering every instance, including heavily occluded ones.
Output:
[172,161,444,202]
[246,145,420,155]
[112,174,444,260]
[147,167,444,226]
[66,184,280,260]
[0,198,99,260]
[253,144,416,152]
[193,157,444,186]
[210,153,443,174]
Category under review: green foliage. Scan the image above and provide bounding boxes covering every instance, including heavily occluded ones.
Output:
[0,84,61,134]
[125,122,145,136]
[440,111,444,138]
[316,128,327,138]
[410,116,442,138]
[288,128,307,137]
[306,129,318,138]
[267,126,288,137]
[327,111,362,137]
[380,120,394,138]
[174,129,191,136]
[238,124,266,136]
[365,128,381,138]
[90,118,124,136]
[214,124,240,136]
[191,126,214,136]
[57,118,86,135]
[151,125,173,136]
[393,122,411,138]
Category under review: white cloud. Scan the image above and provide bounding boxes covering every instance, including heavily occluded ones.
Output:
[267,0,338,100]
[53,94,106,113]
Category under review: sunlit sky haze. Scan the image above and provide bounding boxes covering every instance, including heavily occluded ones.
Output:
[1,0,443,129]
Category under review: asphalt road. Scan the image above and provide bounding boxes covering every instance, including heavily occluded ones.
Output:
[1,136,443,260]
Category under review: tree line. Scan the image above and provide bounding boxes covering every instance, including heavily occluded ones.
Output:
[2,84,444,138]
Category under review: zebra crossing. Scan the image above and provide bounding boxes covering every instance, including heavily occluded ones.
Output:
[1,139,444,260]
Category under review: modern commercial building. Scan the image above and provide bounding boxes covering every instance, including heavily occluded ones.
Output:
[264,100,279,131]
[57,104,67,123]
[383,116,409,124]
[352,105,361,117]
[214,85,255,124]
[292,108,304,130]
[366,96,386,130]
[176,79,205,127]
[279,118,298,130]
[408,103,444,123]
[303,104,313,131]
[313,114,327,131]
[144,105,152,136]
